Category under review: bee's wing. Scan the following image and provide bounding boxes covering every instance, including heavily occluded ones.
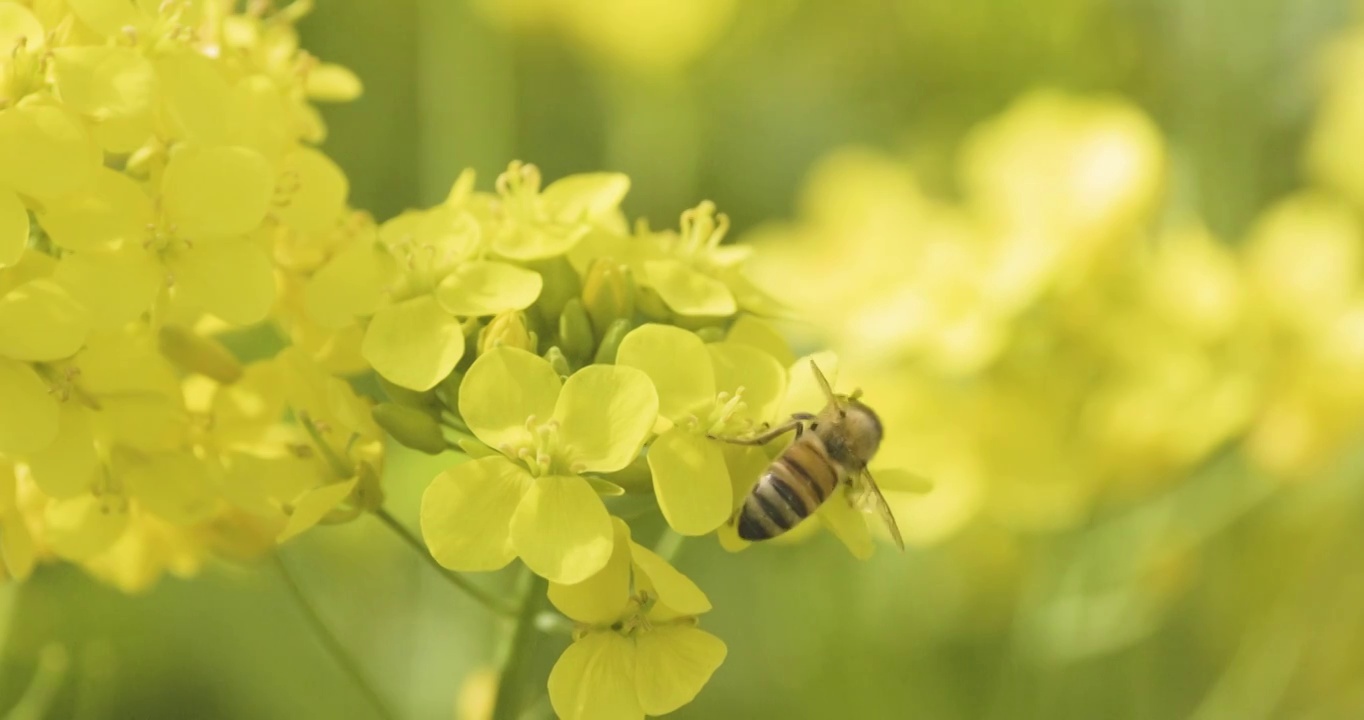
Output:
[853,468,905,552]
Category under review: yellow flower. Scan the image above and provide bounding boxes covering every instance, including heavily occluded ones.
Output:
[616,323,785,535]
[547,519,726,720]
[421,347,658,583]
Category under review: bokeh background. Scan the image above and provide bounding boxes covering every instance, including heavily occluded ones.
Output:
[6,0,1364,718]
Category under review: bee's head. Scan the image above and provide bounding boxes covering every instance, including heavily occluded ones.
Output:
[810,360,884,465]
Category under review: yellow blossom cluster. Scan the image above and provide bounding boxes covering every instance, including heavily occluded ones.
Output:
[747,86,1364,546]
[0,0,379,592]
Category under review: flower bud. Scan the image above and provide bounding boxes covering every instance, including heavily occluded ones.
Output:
[594,318,632,364]
[478,310,537,355]
[158,325,243,384]
[637,285,673,321]
[528,256,582,327]
[544,346,573,377]
[581,258,636,340]
[378,376,440,415]
[557,299,594,365]
[372,403,446,455]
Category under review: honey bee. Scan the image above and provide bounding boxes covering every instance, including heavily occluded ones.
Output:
[717,360,904,550]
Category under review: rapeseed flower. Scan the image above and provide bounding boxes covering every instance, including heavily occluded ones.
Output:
[547,519,725,720]
[421,346,658,583]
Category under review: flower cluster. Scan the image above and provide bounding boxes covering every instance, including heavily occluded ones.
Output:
[307,156,923,716]
[0,3,922,714]
[0,0,379,592]
[745,87,1364,546]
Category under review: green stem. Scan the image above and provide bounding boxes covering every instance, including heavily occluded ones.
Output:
[372,507,518,618]
[491,570,551,720]
[299,411,356,479]
[273,554,395,720]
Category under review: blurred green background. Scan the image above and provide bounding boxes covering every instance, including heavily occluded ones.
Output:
[7,0,1364,718]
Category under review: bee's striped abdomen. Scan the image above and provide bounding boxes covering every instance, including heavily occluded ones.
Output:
[736,435,843,541]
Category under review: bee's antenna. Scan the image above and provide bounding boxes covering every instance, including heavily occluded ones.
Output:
[809,359,839,408]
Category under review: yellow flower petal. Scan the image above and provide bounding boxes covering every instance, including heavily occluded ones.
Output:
[278,478,358,543]
[629,542,711,616]
[647,428,731,536]
[25,405,98,499]
[304,240,397,329]
[277,148,349,232]
[817,487,874,560]
[362,295,465,391]
[0,189,26,268]
[54,246,162,329]
[511,474,613,584]
[640,259,736,317]
[707,342,786,425]
[634,626,727,716]
[435,260,544,317]
[45,494,129,561]
[548,517,634,624]
[170,239,276,325]
[93,396,187,453]
[548,632,643,720]
[420,456,530,572]
[118,451,220,525]
[155,50,233,145]
[0,103,101,200]
[37,167,155,251]
[0,279,90,361]
[162,145,275,239]
[459,346,562,451]
[617,324,716,420]
[51,46,156,118]
[65,0,144,36]
[0,3,44,52]
[554,365,660,474]
[725,314,796,367]
[541,172,631,223]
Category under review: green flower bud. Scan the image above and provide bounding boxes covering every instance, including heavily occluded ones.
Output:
[558,298,594,365]
[378,376,440,415]
[372,403,447,455]
[594,318,632,364]
[544,346,572,377]
[478,310,537,355]
[528,256,582,328]
[158,325,243,384]
[581,258,636,340]
[637,285,673,322]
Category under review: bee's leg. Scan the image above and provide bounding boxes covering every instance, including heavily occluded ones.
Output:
[708,413,814,445]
